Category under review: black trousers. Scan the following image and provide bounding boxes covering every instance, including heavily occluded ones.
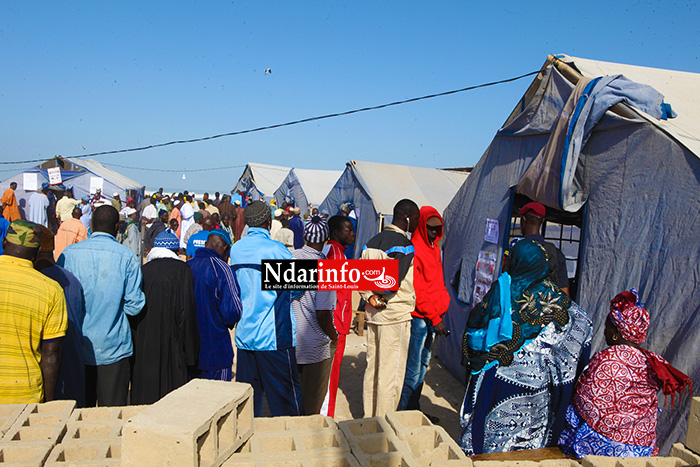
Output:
[85,358,130,407]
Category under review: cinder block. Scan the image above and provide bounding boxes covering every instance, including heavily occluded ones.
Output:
[338,417,419,467]
[539,461,581,467]
[643,457,686,467]
[0,441,54,466]
[0,405,27,439]
[224,427,350,464]
[582,456,619,467]
[122,379,253,467]
[3,401,74,447]
[63,422,122,443]
[303,454,361,467]
[685,397,700,455]
[384,411,432,440]
[670,443,700,465]
[253,414,336,433]
[390,424,468,466]
[44,441,120,466]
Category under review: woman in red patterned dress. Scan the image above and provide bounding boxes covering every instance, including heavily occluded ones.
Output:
[559,289,692,457]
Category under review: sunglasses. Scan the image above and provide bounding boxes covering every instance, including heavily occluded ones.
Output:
[426,225,442,232]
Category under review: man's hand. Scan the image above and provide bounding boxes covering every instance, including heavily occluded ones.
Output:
[434,321,449,336]
[369,294,387,310]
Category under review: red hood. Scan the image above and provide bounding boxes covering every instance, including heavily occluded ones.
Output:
[413,206,443,249]
[411,206,450,324]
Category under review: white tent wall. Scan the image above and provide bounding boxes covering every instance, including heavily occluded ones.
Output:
[319,161,468,259]
[232,162,291,202]
[438,60,700,453]
[273,168,343,214]
[0,158,145,219]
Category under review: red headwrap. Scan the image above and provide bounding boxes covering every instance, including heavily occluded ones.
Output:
[609,289,649,344]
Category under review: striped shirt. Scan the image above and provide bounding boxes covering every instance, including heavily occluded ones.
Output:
[0,255,67,403]
[291,246,336,365]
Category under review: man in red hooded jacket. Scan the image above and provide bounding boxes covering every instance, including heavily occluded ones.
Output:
[398,206,450,412]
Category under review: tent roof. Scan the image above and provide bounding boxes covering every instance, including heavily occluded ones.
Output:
[557,54,700,158]
[242,162,291,197]
[349,160,469,216]
[65,157,144,190]
[288,168,343,206]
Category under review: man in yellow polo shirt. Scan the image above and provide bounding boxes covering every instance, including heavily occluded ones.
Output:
[0,220,67,403]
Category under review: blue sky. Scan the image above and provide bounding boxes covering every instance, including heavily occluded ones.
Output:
[1,1,698,193]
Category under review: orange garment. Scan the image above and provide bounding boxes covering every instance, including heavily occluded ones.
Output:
[169,207,182,238]
[54,218,88,260]
[1,188,21,222]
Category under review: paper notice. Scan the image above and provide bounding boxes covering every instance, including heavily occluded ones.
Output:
[23,173,37,191]
[485,218,499,244]
[48,167,62,185]
[89,177,104,193]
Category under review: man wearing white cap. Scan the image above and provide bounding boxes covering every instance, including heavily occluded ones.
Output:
[111,193,122,212]
[270,209,283,238]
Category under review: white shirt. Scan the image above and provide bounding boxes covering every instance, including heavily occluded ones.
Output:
[28,192,49,227]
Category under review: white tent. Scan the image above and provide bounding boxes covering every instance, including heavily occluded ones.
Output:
[273,168,343,214]
[232,162,291,202]
[319,160,468,258]
[0,156,145,219]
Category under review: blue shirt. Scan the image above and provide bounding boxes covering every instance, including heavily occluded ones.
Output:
[58,232,145,365]
[188,248,242,370]
[40,265,86,407]
[229,227,296,351]
[0,215,9,255]
[186,230,211,257]
[289,216,305,250]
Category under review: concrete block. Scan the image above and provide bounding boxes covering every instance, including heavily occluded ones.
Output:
[122,379,253,467]
[643,457,686,467]
[3,401,74,446]
[582,456,619,467]
[475,462,517,467]
[0,441,54,466]
[63,421,122,443]
[392,424,468,466]
[384,411,432,440]
[339,417,419,466]
[339,417,389,437]
[0,406,27,439]
[224,427,350,464]
[685,397,700,455]
[44,441,120,466]
[670,443,700,465]
[539,461,581,467]
[303,454,361,467]
[253,414,336,433]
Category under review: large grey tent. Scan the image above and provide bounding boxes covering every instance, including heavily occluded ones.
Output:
[438,54,700,452]
[232,162,291,203]
[273,168,343,215]
[0,156,145,219]
[319,160,468,258]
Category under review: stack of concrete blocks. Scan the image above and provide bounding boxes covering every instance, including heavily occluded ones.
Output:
[122,379,253,467]
[0,400,74,467]
[223,414,359,466]
[385,411,471,466]
[44,405,147,466]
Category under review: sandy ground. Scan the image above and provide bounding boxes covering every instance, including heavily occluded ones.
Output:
[249,329,468,442]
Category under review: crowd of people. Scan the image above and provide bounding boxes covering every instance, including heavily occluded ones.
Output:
[0,181,693,459]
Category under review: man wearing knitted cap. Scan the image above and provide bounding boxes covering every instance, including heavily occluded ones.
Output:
[291,216,337,415]
[0,221,67,403]
[229,200,304,416]
[289,206,304,250]
[131,231,199,404]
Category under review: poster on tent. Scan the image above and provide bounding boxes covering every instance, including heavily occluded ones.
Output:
[47,167,62,185]
[484,218,499,244]
[23,173,38,192]
[89,177,104,194]
[473,250,497,304]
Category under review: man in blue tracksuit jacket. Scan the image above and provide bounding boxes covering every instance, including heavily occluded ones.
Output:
[229,201,303,416]
[188,229,242,381]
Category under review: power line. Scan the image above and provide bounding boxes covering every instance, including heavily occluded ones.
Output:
[0,69,540,166]
[104,162,247,173]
